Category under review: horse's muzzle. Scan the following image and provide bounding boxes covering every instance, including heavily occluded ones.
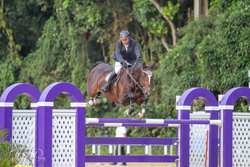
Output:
[145,92,152,98]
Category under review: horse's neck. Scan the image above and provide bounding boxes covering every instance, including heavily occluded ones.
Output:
[126,63,142,81]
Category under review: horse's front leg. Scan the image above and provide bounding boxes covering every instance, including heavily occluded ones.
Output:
[136,96,148,120]
[123,92,135,117]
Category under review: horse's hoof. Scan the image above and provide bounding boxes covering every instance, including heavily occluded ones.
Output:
[124,109,130,117]
[87,101,94,108]
[136,113,143,121]
[94,98,100,104]
[136,109,145,120]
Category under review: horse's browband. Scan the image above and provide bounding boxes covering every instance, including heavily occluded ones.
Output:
[142,70,153,75]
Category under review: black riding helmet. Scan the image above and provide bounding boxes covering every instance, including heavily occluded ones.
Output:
[120,30,129,39]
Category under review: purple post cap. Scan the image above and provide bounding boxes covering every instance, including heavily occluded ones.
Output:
[220,87,250,105]
[177,87,218,106]
[0,83,41,103]
[39,82,84,102]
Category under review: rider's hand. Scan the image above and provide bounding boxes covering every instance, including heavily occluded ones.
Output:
[122,61,128,69]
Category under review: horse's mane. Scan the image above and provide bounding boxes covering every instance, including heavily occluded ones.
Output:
[89,61,105,73]
[137,58,143,64]
[130,58,143,72]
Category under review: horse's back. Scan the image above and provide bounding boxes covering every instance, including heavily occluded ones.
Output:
[87,62,114,97]
[89,62,113,77]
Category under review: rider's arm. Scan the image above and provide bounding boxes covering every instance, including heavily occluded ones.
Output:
[115,41,125,62]
[134,40,141,58]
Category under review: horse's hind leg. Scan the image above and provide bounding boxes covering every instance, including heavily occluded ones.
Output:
[87,93,101,107]
[87,88,96,108]
[87,93,100,107]
[136,96,149,120]
[87,97,94,108]
[94,92,101,104]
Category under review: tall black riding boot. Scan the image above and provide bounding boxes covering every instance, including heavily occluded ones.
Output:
[101,70,117,93]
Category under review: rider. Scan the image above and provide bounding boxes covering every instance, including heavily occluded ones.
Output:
[101,30,141,93]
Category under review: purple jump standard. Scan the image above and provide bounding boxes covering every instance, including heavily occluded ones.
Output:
[0,83,41,142]
[220,87,250,167]
[177,87,219,167]
[36,82,86,167]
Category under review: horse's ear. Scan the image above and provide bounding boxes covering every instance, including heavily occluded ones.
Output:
[142,62,147,69]
[151,62,156,70]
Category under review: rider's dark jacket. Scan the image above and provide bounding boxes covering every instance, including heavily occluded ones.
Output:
[111,38,141,65]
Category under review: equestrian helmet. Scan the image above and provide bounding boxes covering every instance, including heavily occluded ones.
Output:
[120,30,130,39]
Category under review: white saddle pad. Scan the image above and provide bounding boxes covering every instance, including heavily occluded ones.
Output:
[105,73,111,81]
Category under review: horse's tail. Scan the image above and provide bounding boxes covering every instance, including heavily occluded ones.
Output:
[89,61,105,73]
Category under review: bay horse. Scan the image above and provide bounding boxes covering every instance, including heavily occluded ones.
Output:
[87,58,155,120]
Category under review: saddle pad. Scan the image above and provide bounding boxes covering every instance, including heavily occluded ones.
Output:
[105,73,111,81]
[105,68,125,82]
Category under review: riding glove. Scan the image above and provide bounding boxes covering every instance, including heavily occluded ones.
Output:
[122,61,128,69]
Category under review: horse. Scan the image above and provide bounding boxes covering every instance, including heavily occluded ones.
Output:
[86,58,155,120]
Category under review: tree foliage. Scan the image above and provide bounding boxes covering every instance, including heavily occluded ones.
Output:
[160,0,250,113]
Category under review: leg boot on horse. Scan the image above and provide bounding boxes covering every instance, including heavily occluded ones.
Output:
[124,92,135,117]
[101,70,117,93]
[136,96,149,120]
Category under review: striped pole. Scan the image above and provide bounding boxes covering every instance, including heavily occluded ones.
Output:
[86,118,221,125]
[86,123,179,127]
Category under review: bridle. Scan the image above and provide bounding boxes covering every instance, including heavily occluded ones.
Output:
[124,67,154,96]
[140,70,153,88]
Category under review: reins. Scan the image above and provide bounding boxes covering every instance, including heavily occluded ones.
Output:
[124,58,147,96]
[114,58,152,105]
[125,69,147,95]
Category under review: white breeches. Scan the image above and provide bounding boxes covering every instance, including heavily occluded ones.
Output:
[115,62,122,74]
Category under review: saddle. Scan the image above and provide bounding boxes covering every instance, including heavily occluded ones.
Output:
[112,68,125,105]
[111,59,139,105]
[112,67,125,84]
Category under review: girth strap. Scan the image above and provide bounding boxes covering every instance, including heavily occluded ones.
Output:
[114,68,125,105]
